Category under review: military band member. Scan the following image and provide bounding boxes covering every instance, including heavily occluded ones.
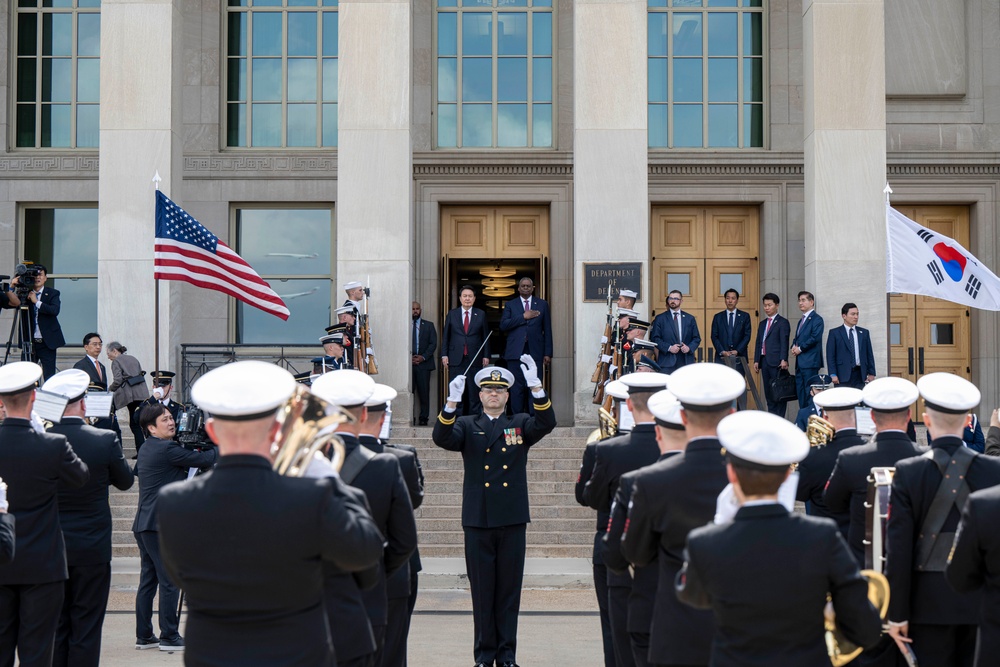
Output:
[676,411,882,667]
[357,384,424,667]
[824,377,924,567]
[0,479,12,566]
[794,374,833,431]
[602,389,687,667]
[620,363,743,667]
[432,357,556,667]
[44,370,134,667]
[583,373,670,667]
[946,485,1000,667]
[795,386,863,542]
[886,373,1000,667]
[157,361,384,666]
[0,362,89,667]
[311,371,417,667]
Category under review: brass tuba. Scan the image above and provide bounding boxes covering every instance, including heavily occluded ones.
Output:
[271,385,353,477]
[598,407,618,440]
[826,569,891,666]
[806,413,835,448]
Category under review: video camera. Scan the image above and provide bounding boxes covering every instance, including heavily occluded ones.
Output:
[176,405,215,451]
[2,263,43,300]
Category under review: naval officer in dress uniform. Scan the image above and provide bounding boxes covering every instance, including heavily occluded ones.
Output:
[676,411,882,666]
[157,361,385,666]
[432,356,556,667]
[885,373,1000,667]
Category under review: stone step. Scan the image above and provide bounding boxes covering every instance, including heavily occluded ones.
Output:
[416,518,594,533]
[415,504,594,520]
[417,530,591,546]
[417,457,584,471]
[419,545,591,558]
[421,492,578,507]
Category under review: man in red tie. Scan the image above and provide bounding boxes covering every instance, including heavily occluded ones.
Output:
[500,277,553,414]
[753,293,791,417]
[73,333,121,438]
[441,285,491,416]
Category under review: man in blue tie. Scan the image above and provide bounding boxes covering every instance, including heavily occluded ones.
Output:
[711,289,752,409]
[825,303,876,390]
[790,291,824,409]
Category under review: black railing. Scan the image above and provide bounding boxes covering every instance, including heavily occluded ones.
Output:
[180,344,317,404]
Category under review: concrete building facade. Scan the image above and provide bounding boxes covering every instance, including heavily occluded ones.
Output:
[1,0,999,424]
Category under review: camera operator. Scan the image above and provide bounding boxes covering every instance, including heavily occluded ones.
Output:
[22,265,65,381]
[131,402,217,651]
[0,277,21,309]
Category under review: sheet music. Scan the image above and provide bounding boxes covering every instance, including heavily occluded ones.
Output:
[84,392,114,418]
[33,390,69,423]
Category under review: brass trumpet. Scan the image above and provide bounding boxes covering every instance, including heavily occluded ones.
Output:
[826,569,891,666]
[271,385,353,477]
[806,414,835,447]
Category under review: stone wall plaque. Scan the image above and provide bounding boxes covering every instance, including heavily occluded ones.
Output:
[583,263,642,303]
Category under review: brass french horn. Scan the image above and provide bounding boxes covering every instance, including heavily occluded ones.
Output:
[806,413,835,448]
[826,569,891,666]
[271,385,353,477]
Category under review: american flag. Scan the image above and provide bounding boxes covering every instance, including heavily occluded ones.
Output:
[154,191,290,320]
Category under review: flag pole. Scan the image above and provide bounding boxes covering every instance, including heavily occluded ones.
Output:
[884,182,893,382]
[152,172,162,377]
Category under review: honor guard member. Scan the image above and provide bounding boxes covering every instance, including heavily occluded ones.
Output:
[343,280,365,312]
[621,319,651,375]
[314,326,352,374]
[617,289,638,311]
[44,370,134,667]
[676,412,882,667]
[432,356,556,667]
[620,363,743,667]
[311,371,417,667]
[357,383,425,667]
[583,372,671,667]
[795,386,863,542]
[0,362,89,667]
[946,485,1000,667]
[885,374,1000,667]
[139,371,182,426]
[824,377,924,567]
[603,390,687,667]
[794,374,833,431]
[631,338,658,372]
[157,361,384,667]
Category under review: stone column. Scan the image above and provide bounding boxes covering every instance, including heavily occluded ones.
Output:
[803,0,887,377]
[98,0,183,375]
[337,0,413,419]
[573,0,648,421]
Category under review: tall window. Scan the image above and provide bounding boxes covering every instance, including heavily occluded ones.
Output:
[22,207,98,345]
[235,207,333,343]
[647,0,764,149]
[226,0,339,148]
[15,0,101,149]
[435,0,554,149]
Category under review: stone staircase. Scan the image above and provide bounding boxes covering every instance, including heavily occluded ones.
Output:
[110,425,596,560]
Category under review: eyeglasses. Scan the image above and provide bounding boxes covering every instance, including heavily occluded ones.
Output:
[481,387,508,394]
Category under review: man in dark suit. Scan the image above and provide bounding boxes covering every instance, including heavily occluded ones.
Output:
[158,361,385,667]
[433,357,556,667]
[24,265,65,381]
[826,302,877,389]
[601,389,687,667]
[41,370,134,667]
[825,377,924,567]
[311,371,418,667]
[677,411,882,667]
[620,363,744,667]
[583,373,670,667]
[357,383,424,667]
[946,485,1000,667]
[0,362,90,667]
[412,301,437,425]
[500,277,553,414]
[711,288,752,409]
[650,290,700,372]
[791,290,825,409]
[753,293,791,417]
[72,333,121,438]
[886,373,1000,667]
[441,285,491,416]
[132,401,218,651]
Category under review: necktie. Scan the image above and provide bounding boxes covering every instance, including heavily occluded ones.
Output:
[797,315,807,336]
[849,327,858,365]
[463,310,470,355]
[94,359,102,382]
[763,317,772,355]
[674,312,680,341]
[728,311,734,337]
[524,299,530,312]
[413,319,419,354]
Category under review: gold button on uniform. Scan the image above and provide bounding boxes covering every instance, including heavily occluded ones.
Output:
[502,448,507,452]
[503,482,508,487]
[485,465,489,470]
[503,465,508,470]
[485,483,490,488]
[486,449,491,453]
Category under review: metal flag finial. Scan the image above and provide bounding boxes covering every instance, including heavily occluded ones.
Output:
[883,182,893,206]
[152,171,162,191]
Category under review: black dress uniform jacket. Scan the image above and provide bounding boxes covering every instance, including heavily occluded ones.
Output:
[50,418,134,565]
[582,423,661,515]
[886,437,1000,626]
[620,437,728,665]
[158,454,385,667]
[824,430,923,565]
[576,441,610,568]
[946,485,1000,667]
[432,395,556,528]
[0,418,89,584]
[677,503,882,667]
[795,427,863,539]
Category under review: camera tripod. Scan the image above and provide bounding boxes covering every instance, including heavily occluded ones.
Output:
[2,301,36,368]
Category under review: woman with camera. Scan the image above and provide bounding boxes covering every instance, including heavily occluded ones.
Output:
[107,341,150,451]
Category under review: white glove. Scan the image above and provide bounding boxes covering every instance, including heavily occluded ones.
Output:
[30,411,47,434]
[0,478,7,512]
[302,451,339,479]
[520,354,541,389]
[600,336,609,344]
[365,347,375,355]
[600,354,613,364]
[448,375,467,403]
[714,484,739,525]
